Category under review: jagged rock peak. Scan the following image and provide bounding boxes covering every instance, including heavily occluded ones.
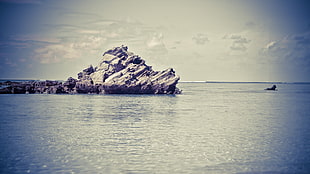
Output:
[103,45,129,57]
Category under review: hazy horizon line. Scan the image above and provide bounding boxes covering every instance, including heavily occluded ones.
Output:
[180,81,310,84]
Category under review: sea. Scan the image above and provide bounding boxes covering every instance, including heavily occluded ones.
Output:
[0,82,310,174]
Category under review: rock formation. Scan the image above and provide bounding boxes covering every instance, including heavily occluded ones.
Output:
[264,85,277,91]
[0,46,181,94]
[0,80,67,94]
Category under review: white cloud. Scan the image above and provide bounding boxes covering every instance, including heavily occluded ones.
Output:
[34,44,80,64]
[71,35,105,52]
[192,33,209,45]
[230,43,247,51]
[264,41,277,50]
[224,34,251,52]
[145,33,168,55]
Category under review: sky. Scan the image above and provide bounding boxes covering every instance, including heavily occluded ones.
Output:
[0,0,310,82]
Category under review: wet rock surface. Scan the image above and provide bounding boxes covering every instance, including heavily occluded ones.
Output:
[0,46,181,94]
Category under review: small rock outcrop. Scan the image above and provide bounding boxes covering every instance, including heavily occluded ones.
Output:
[265,85,277,91]
[0,46,181,94]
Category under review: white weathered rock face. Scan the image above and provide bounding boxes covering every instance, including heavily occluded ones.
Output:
[76,45,181,94]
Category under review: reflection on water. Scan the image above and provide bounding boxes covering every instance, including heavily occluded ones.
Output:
[0,83,310,173]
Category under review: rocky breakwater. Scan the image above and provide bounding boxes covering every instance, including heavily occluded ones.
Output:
[0,80,68,94]
[0,46,181,94]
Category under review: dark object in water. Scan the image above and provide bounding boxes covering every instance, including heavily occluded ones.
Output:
[265,85,277,91]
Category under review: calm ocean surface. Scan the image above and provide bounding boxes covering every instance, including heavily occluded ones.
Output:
[0,82,310,174]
